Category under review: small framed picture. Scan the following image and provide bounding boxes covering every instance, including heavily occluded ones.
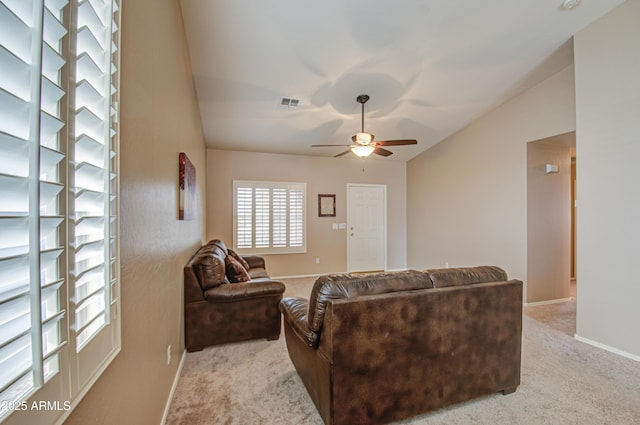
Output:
[318,194,336,217]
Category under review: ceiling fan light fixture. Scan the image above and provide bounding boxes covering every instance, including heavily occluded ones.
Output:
[355,132,374,145]
[351,145,375,157]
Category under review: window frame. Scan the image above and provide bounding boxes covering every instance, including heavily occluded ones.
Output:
[232,180,307,255]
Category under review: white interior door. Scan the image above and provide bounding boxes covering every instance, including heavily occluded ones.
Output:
[348,184,386,272]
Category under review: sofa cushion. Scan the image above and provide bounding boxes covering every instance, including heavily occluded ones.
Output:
[204,280,286,302]
[228,248,250,271]
[192,251,226,290]
[307,270,432,333]
[426,266,507,288]
[225,254,251,283]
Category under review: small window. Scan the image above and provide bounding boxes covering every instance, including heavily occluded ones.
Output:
[233,181,306,254]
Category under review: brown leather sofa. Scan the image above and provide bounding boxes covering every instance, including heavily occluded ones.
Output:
[184,239,285,352]
[280,267,523,425]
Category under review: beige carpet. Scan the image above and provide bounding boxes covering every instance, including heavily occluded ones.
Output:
[166,278,640,424]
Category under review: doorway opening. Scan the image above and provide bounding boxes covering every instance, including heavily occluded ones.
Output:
[526,131,575,305]
[525,131,576,335]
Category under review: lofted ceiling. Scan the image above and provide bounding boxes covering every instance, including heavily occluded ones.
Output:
[179,0,624,162]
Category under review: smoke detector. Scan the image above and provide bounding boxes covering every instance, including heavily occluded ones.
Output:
[561,0,581,10]
[278,97,300,109]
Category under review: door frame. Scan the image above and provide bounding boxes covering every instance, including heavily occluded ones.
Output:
[346,183,387,273]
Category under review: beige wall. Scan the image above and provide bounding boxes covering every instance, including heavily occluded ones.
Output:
[64,0,207,424]
[526,133,573,303]
[407,66,576,294]
[206,149,407,276]
[574,0,640,358]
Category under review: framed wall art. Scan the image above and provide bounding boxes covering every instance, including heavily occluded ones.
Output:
[318,194,336,217]
[179,152,196,220]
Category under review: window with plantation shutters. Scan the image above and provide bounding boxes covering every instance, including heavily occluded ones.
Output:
[0,0,120,423]
[233,181,307,255]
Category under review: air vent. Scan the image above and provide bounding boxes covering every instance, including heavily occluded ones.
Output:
[278,97,300,109]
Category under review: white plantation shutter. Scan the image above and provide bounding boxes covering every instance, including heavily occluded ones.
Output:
[70,0,119,354]
[289,189,304,247]
[233,181,307,254]
[255,188,270,248]
[0,0,120,423]
[236,186,253,249]
[0,0,67,408]
[272,188,287,247]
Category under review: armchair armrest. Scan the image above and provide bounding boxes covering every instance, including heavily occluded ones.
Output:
[280,297,319,348]
[204,280,285,302]
[243,255,266,270]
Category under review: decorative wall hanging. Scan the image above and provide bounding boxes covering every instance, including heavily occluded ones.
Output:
[318,194,336,217]
[179,153,196,220]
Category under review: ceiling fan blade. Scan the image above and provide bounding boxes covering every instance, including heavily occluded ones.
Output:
[373,147,393,157]
[334,150,352,157]
[375,139,418,146]
[312,144,351,147]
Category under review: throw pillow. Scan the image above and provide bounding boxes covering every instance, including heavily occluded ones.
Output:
[225,255,251,283]
[228,248,250,271]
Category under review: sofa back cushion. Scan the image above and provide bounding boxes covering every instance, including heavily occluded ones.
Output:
[426,266,507,288]
[210,239,228,254]
[307,270,432,333]
[192,246,227,290]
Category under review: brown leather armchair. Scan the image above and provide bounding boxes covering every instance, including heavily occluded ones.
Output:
[280,267,523,425]
[184,240,285,351]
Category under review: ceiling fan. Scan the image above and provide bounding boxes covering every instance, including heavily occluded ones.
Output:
[312,94,417,158]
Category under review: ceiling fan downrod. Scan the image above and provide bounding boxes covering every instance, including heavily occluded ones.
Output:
[356,94,369,133]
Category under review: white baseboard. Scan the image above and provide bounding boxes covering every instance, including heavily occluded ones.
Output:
[272,273,333,279]
[573,335,640,362]
[161,349,187,425]
[524,297,573,307]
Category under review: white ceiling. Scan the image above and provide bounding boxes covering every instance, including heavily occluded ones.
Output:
[179,0,624,162]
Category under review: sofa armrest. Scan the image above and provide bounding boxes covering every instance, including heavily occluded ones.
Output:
[204,279,284,302]
[280,297,319,348]
[243,255,266,270]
